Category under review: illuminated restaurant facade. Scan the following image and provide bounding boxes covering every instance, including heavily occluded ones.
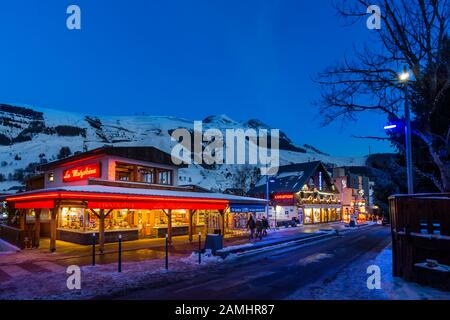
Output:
[247,161,342,226]
[1,147,265,252]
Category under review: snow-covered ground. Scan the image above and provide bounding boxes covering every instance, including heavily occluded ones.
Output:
[287,245,450,300]
[0,249,234,300]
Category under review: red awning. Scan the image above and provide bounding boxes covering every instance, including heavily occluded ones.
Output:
[14,200,54,209]
[87,201,227,210]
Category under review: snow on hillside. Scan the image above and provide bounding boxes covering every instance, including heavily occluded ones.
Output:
[0,104,367,193]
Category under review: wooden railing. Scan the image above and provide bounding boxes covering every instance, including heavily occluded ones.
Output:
[389,193,450,290]
[0,224,25,249]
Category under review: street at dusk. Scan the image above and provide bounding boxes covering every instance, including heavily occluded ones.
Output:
[119,225,393,300]
[0,1,449,317]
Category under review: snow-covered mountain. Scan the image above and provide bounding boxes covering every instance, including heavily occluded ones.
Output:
[0,103,367,193]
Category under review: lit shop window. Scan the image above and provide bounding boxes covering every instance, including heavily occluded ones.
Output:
[304,208,313,224]
[48,172,54,182]
[313,208,321,223]
[104,210,137,230]
[60,207,85,230]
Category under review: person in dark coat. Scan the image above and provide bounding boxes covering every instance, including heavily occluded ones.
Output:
[262,216,269,236]
[255,219,263,240]
[246,215,256,240]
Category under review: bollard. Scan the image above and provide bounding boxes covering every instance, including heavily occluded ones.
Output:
[92,233,96,266]
[198,232,201,264]
[118,234,122,273]
[165,233,169,270]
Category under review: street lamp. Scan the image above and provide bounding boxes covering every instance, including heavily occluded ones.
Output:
[392,66,414,194]
[266,177,275,226]
[400,67,414,194]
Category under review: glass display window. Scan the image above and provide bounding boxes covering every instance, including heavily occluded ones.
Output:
[104,209,136,230]
[304,208,313,224]
[313,208,321,224]
[60,207,85,230]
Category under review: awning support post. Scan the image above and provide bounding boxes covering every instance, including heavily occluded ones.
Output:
[219,209,225,236]
[98,209,106,254]
[34,209,41,248]
[19,209,26,230]
[188,210,196,242]
[50,205,59,253]
[163,209,172,245]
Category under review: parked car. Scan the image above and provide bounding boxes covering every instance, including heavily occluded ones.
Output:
[382,216,389,226]
[277,217,299,228]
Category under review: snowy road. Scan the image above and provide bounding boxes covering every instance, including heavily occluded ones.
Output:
[118,225,393,300]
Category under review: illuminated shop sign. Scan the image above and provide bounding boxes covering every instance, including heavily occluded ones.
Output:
[63,163,101,182]
[229,204,266,213]
[273,194,294,201]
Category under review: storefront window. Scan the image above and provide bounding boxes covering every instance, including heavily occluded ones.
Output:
[104,210,136,230]
[60,207,85,230]
[313,208,321,224]
[60,208,139,232]
[322,208,329,223]
[304,208,313,224]
[330,208,337,221]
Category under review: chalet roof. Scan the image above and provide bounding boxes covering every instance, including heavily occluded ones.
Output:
[38,146,186,171]
[247,161,333,195]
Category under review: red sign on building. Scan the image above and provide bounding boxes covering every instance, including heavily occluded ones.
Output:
[63,163,101,182]
[273,193,294,201]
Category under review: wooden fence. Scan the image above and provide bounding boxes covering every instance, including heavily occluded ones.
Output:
[389,193,450,291]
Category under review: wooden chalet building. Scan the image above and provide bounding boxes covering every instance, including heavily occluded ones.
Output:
[0,146,265,252]
[247,161,342,226]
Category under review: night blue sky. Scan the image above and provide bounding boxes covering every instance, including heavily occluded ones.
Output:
[0,0,393,157]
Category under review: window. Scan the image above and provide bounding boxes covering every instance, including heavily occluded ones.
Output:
[117,172,131,181]
[140,168,154,183]
[158,170,172,185]
[48,172,54,182]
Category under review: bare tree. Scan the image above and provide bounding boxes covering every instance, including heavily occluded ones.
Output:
[316,0,450,191]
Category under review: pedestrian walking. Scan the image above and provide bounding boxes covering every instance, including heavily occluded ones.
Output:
[246,215,256,241]
[262,216,269,237]
[255,219,263,240]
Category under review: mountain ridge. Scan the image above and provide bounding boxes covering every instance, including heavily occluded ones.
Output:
[0,103,368,193]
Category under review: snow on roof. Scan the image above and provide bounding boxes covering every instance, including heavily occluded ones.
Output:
[11,185,266,203]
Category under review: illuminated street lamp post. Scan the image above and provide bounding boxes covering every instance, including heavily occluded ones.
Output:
[399,67,414,194]
[386,67,414,194]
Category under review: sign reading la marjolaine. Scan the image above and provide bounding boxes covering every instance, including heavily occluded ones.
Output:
[63,163,101,182]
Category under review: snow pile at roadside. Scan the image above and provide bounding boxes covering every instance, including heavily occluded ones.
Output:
[287,244,450,300]
[181,249,224,265]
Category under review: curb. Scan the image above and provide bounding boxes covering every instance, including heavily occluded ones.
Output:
[216,231,337,258]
